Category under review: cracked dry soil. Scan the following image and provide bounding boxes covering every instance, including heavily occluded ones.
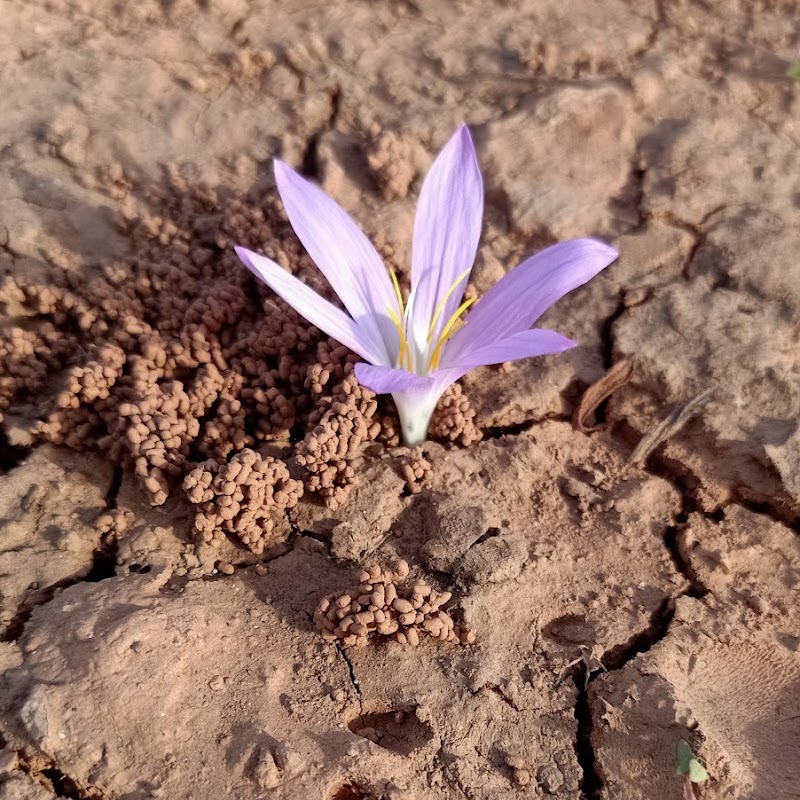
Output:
[1,1,799,798]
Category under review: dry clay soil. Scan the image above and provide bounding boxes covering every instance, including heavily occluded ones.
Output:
[1,1,800,799]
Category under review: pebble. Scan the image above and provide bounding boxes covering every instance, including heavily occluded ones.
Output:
[505,754,525,770]
[513,768,531,786]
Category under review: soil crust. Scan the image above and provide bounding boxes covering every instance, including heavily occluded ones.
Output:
[1,1,799,798]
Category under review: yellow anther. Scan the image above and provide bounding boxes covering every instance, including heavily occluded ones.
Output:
[428,295,476,370]
[440,295,476,341]
[427,267,473,341]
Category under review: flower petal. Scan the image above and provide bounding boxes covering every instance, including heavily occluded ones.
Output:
[274,160,397,363]
[444,328,576,369]
[410,125,483,347]
[445,238,618,362]
[353,363,435,394]
[235,246,386,365]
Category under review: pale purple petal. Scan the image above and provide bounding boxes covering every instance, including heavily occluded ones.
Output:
[445,238,618,362]
[410,125,483,347]
[274,160,397,363]
[443,328,575,370]
[353,363,435,394]
[235,246,386,365]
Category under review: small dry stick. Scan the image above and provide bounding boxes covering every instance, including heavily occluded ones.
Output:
[573,359,634,432]
[557,645,606,689]
[630,389,713,467]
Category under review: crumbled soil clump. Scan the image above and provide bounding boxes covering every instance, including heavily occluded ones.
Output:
[184,448,303,553]
[314,560,475,647]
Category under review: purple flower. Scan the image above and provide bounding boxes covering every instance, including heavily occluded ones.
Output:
[235,125,618,445]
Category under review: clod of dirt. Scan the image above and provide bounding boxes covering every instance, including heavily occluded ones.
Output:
[454,531,528,587]
[348,707,434,754]
[0,771,55,800]
[296,458,407,562]
[366,127,417,201]
[183,448,302,554]
[504,753,532,787]
[314,561,475,647]
[0,446,113,638]
[542,614,597,647]
[419,494,489,573]
[94,507,131,535]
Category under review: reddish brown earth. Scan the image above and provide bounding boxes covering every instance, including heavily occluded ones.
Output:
[1,1,799,799]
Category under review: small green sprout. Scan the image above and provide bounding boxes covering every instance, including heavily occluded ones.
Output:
[787,62,800,81]
[677,740,708,798]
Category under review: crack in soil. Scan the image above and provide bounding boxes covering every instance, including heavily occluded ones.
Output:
[571,578,681,798]
[1,537,119,643]
[336,642,363,713]
[484,412,570,440]
[103,463,123,510]
[728,492,800,534]
[600,595,676,672]
[484,419,536,439]
[481,683,519,711]
[600,293,628,370]
[0,426,28,472]
[632,423,799,531]
[299,85,341,180]
[663,522,710,598]
[651,206,725,282]
[573,665,603,800]
[17,750,108,799]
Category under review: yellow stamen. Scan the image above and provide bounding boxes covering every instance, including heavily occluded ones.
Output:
[427,267,473,341]
[389,269,405,313]
[428,296,476,371]
[387,306,411,371]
